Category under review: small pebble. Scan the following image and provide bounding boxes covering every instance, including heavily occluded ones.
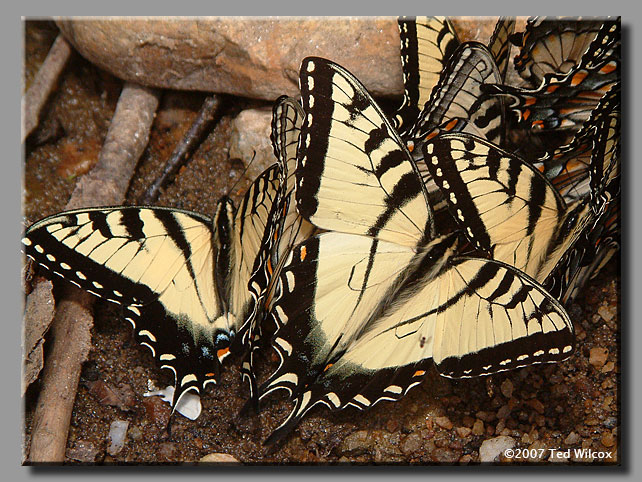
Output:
[158,442,180,462]
[500,379,513,399]
[400,433,422,455]
[472,419,484,436]
[435,416,453,430]
[603,416,618,428]
[128,425,143,441]
[597,304,615,322]
[462,415,475,428]
[601,432,616,448]
[479,436,515,462]
[476,410,495,422]
[564,432,581,445]
[526,399,545,414]
[142,396,171,427]
[455,426,472,438]
[199,453,240,463]
[107,420,129,456]
[87,380,135,411]
[589,347,609,369]
[601,361,615,373]
[66,440,99,463]
[497,404,511,420]
[495,419,505,433]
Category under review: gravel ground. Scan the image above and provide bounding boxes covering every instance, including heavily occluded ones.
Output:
[22,20,620,465]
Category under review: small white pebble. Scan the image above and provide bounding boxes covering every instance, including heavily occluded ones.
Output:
[107,420,129,456]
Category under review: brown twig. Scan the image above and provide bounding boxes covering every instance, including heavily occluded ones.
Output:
[27,83,160,464]
[22,34,73,144]
[22,280,55,396]
[138,94,222,205]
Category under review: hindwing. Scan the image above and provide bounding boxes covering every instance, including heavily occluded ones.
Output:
[242,96,317,399]
[261,231,574,444]
[407,42,506,151]
[423,132,601,294]
[484,19,620,134]
[512,17,605,86]
[487,17,516,83]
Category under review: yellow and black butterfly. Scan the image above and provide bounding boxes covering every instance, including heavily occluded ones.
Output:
[257,57,574,445]
[395,17,513,152]
[23,164,283,409]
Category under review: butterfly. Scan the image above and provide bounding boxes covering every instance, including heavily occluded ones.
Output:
[394,21,511,216]
[488,17,517,84]
[394,16,460,137]
[395,17,513,153]
[22,164,283,409]
[392,17,515,139]
[256,57,574,445]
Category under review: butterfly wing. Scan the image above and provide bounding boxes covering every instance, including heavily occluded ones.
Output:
[23,206,227,405]
[422,132,596,283]
[485,19,620,134]
[538,82,620,206]
[296,56,434,247]
[259,232,457,444]
[261,232,573,444]
[227,163,282,352]
[487,17,516,83]
[241,97,317,398]
[394,16,460,136]
[512,17,605,86]
[433,256,574,377]
[408,41,506,151]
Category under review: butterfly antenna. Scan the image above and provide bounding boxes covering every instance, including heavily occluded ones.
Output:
[228,149,258,198]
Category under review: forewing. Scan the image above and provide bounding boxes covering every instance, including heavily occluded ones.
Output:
[296,56,434,248]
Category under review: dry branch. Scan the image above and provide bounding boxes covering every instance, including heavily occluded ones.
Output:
[139,94,222,204]
[22,34,73,144]
[27,83,160,463]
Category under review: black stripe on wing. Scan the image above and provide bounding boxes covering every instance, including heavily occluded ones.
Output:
[423,133,566,254]
[487,17,515,82]
[296,56,434,246]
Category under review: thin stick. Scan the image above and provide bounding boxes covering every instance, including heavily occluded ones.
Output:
[22,34,73,144]
[27,83,160,464]
[138,94,222,205]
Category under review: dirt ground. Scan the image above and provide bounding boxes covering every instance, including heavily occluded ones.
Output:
[21,20,620,464]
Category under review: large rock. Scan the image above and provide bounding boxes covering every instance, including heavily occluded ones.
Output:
[56,18,509,101]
